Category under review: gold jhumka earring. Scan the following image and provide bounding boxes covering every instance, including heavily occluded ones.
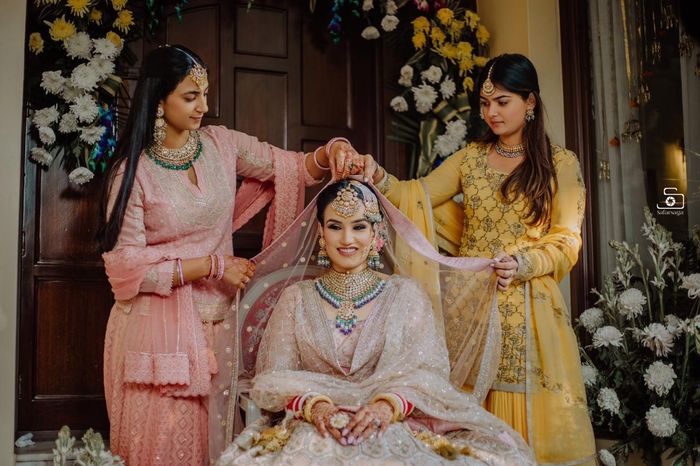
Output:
[153,106,166,143]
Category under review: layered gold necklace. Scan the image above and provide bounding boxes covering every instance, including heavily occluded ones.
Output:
[146,131,202,170]
[494,139,525,158]
[315,267,385,335]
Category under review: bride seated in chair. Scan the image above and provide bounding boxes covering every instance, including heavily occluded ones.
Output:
[216,180,536,466]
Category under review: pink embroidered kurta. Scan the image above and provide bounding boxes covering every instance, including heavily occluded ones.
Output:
[103,126,317,466]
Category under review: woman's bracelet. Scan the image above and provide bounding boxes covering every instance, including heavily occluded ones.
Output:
[312,147,330,170]
[207,254,217,280]
[303,394,334,423]
[370,393,404,423]
[215,254,225,281]
[176,258,185,286]
[325,137,350,158]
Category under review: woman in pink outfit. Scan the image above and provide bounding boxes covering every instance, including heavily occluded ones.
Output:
[97,45,367,466]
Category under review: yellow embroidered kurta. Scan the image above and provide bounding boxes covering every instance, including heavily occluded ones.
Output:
[379,142,596,466]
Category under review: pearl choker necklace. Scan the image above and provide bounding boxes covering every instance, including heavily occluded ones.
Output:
[495,140,525,158]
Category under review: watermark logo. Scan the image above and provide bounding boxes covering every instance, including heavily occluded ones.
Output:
[656,187,685,215]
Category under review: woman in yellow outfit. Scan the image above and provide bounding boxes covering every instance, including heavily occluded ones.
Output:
[351,54,596,465]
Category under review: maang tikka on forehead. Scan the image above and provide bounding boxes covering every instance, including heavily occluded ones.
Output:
[481,61,496,96]
[174,47,209,90]
[330,181,382,223]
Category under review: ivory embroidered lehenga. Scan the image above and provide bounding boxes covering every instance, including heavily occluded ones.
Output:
[102,125,318,465]
[216,182,536,466]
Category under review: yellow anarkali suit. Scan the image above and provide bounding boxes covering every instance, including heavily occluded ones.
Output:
[377,142,596,465]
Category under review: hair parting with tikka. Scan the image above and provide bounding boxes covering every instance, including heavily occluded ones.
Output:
[477,54,556,226]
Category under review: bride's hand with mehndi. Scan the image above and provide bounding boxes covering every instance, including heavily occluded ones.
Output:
[309,401,345,443]
[342,401,392,445]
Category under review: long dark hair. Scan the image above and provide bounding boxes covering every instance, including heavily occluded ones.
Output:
[96,45,207,252]
[476,53,556,226]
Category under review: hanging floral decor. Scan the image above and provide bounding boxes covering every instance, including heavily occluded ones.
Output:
[246,0,490,177]
[25,0,138,185]
[579,210,700,466]
[388,3,489,177]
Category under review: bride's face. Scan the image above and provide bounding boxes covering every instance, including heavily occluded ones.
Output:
[320,202,374,274]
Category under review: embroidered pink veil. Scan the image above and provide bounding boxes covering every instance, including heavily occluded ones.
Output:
[209,179,503,456]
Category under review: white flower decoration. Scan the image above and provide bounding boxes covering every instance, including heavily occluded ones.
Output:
[89,58,115,80]
[386,0,398,14]
[30,147,53,166]
[71,63,100,91]
[362,0,373,11]
[664,314,684,337]
[398,65,414,87]
[59,113,79,134]
[64,32,93,60]
[411,84,438,114]
[62,84,84,103]
[79,125,106,145]
[361,26,380,40]
[643,361,676,396]
[381,15,399,32]
[645,405,678,438]
[640,323,674,357]
[421,65,443,84]
[617,288,646,320]
[581,363,598,387]
[578,307,604,333]
[598,449,616,466]
[440,76,456,100]
[32,105,60,127]
[93,38,120,59]
[432,119,467,158]
[597,387,621,415]
[70,94,99,123]
[68,167,95,185]
[40,71,65,95]
[390,96,408,112]
[681,273,700,299]
[38,126,56,146]
[592,326,624,348]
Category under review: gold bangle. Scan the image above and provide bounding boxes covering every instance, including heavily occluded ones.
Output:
[370,393,403,423]
[303,395,333,423]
